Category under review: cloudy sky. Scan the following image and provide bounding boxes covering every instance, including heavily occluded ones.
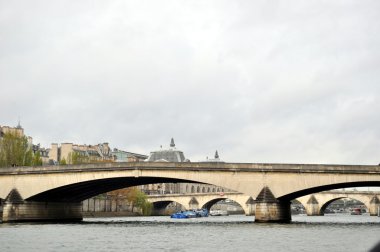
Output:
[1,1,379,164]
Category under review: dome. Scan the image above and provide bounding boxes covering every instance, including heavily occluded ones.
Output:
[146,138,189,162]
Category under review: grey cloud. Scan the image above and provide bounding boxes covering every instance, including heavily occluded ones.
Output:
[1,1,379,165]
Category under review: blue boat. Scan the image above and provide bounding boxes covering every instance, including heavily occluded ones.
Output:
[171,209,208,219]
[194,208,209,217]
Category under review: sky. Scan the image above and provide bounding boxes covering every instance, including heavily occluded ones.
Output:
[1,1,379,164]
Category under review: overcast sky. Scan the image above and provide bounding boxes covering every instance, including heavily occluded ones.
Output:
[1,1,379,164]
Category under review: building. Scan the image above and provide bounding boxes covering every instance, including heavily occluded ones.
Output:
[31,144,51,164]
[111,148,148,162]
[201,150,224,163]
[0,122,32,144]
[142,138,229,195]
[48,142,115,164]
[1,122,147,166]
[145,138,189,162]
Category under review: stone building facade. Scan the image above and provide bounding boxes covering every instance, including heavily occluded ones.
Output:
[48,142,115,164]
[0,123,32,144]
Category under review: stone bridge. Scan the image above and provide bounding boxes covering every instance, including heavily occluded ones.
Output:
[147,192,255,215]
[298,191,380,216]
[147,191,380,216]
[0,162,379,222]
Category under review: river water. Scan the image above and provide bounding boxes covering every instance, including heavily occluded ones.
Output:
[0,214,379,252]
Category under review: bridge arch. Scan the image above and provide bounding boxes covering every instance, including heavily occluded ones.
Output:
[26,177,206,202]
[150,200,185,215]
[320,195,370,214]
[319,197,368,214]
[146,193,255,216]
[198,196,254,216]
[297,191,378,216]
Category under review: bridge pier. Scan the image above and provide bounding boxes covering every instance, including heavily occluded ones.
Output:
[2,201,83,222]
[369,196,380,216]
[245,197,255,216]
[305,195,322,216]
[1,189,82,222]
[254,187,291,223]
[189,197,199,210]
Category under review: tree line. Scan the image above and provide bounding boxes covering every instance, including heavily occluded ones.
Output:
[0,132,42,167]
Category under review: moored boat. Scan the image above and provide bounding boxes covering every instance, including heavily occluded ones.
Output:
[209,209,229,216]
[350,208,362,215]
[170,209,208,219]
[194,208,209,217]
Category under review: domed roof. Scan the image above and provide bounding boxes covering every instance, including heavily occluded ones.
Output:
[146,138,189,162]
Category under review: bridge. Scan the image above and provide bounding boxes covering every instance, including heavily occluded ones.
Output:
[147,192,255,215]
[298,190,380,216]
[0,162,379,222]
[147,191,380,216]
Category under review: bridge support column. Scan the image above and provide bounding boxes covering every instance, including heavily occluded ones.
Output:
[1,189,82,222]
[305,195,322,216]
[189,197,199,210]
[245,197,255,216]
[254,187,291,223]
[2,201,83,222]
[369,196,380,216]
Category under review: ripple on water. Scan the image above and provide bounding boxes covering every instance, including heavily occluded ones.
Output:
[0,215,379,252]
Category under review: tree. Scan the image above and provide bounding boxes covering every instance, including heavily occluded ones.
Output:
[0,132,33,167]
[67,152,88,165]
[132,188,153,216]
[108,187,152,215]
[32,151,43,166]
[66,151,114,165]
[141,200,153,216]
[59,158,67,165]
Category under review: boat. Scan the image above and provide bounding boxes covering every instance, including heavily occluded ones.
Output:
[209,209,229,216]
[170,209,208,219]
[350,208,362,215]
[194,208,209,217]
[170,211,196,219]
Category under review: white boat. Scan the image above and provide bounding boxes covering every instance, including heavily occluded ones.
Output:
[209,210,229,216]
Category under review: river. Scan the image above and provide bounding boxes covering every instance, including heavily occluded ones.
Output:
[0,214,379,252]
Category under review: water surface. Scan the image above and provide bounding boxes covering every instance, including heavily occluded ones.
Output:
[1,214,379,252]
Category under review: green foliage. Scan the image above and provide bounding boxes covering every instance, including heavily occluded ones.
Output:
[135,189,148,209]
[67,151,111,165]
[32,151,43,166]
[0,132,33,167]
[68,152,89,165]
[141,201,153,216]
[59,158,67,165]
[134,189,153,215]
[121,187,152,216]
